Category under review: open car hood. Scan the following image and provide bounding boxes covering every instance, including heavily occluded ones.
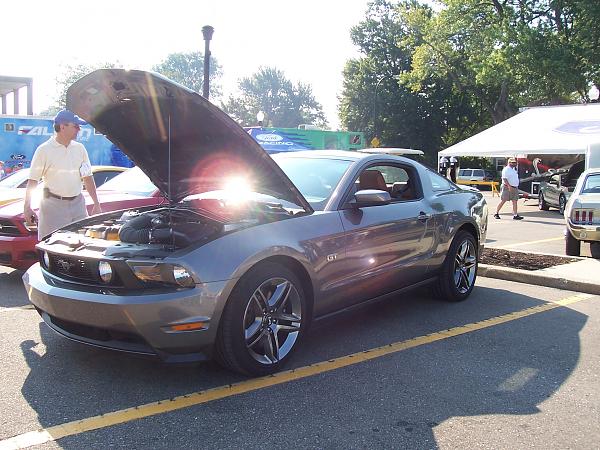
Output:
[66,69,312,212]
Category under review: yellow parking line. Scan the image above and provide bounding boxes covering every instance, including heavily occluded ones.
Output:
[503,237,564,248]
[0,293,593,450]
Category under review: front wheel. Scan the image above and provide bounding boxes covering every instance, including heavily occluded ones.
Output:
[565,231,581,256]
[558,195,566,215]
[538,192,549,211]
[215,262,307,376]
[433,231,478,302]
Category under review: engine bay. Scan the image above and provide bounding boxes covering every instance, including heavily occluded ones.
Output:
[42,198,300,259]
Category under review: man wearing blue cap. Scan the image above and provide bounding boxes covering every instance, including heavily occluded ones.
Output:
[23,109,102,239]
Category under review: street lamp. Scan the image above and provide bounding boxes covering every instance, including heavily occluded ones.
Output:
[202,25,214,99]
[256,111,265,127]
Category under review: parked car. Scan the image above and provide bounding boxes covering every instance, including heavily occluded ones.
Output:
[456,168,496,188]
[538,160,585,214]
[0,167,164,270]
[23,69,488,376]
[0,165,127,207]
[564,167,600,258]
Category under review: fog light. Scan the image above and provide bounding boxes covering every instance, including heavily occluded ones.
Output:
[173,265,194,287]
[98,261,113,283]
[42,251,50,268]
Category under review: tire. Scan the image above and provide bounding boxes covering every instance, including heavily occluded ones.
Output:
[558,195,566,215]
[433,231,478,302]
[538,192,549,211]
[591,243,600,259]
[565,231,581,256]
[215,262,307,376]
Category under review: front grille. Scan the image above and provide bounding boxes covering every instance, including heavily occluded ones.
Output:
[0,219,22,236]
[44,311,153,354]
[48,253,99,282]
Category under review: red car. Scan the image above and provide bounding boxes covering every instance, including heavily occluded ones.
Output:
[0,167,165,270]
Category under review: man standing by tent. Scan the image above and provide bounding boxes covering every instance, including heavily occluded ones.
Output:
[494,157,524,220]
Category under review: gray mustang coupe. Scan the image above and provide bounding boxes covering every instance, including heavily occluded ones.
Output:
[23,69,488,376]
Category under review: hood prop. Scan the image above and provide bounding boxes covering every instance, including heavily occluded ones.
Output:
[167,113,175,248]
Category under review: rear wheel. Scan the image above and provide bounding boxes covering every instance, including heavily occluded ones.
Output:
[433,231,478,302]
[591,243,600,259]
[558,195,567,215]
[215,262,306,376]
[565,231,581,256]
[538,192,549,211]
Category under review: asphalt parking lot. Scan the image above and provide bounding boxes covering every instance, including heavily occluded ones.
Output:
[482,191,593,257]
[1,261,599,449]
[1,190,598,449]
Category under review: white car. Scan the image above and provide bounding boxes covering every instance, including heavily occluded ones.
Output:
[564,167,600,258]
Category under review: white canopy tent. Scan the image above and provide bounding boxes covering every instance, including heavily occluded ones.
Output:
[439,103,600,158]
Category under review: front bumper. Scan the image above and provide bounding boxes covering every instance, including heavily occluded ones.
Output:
[23,263,230,362]
[566,221,600,242]
[0,234,38,270]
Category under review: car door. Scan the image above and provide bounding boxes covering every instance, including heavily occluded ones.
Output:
[546,174,560,206]
[335,163,436,308]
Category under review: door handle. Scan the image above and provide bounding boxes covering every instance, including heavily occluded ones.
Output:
[418,212,431,221]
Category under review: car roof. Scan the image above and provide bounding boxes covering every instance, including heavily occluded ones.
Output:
[272,150,418,165]
[580,168,600,176]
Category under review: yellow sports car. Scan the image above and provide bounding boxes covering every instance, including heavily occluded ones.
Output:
[0,165,127,206]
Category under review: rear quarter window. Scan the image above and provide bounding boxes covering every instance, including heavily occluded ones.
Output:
[427,170,456,192]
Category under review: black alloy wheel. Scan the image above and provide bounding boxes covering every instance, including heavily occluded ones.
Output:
[216,262,307,376]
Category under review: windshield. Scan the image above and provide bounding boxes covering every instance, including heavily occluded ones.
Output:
[98,167,156,196]
[0,168,30,189]
[274,156,352,210]
[581,174,600,194]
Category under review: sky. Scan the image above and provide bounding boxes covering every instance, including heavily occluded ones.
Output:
[2,0,371,129]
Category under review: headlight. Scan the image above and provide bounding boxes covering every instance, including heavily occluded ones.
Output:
[23,221,38,233]
[173,265,194,288]
[127,262,196,288]
[42,251,50,268]
[98,261,113,283]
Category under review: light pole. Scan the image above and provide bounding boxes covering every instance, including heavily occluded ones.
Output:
[202,25,214,99]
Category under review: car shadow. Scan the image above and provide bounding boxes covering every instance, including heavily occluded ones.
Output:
[17,284,587,448]
[0,269,28,308]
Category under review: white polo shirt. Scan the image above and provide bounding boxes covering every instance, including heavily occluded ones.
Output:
[29,136,92,197]
[501,165,519,187]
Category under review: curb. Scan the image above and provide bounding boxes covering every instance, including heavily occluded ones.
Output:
[479,264,600,296]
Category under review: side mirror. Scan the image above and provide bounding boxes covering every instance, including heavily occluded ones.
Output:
[351,189,391,207]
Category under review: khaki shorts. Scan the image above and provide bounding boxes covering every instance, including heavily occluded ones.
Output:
[38,194,88,239]
[500,185,519,202]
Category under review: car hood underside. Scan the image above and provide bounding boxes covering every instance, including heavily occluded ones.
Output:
[66,69,312,212]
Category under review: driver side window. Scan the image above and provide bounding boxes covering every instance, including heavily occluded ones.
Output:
[354,164,419,202]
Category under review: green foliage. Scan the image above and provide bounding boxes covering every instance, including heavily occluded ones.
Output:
[340,0,600,163]
[221,67,327,128]
[152,51,222,99]
[401,0,597,123]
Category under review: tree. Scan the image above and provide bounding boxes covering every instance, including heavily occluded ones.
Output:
[221,67,327,128]
[40,62,121,116]
[400,0,598,124]
[152,51,222,99]
[339,0,466,162]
